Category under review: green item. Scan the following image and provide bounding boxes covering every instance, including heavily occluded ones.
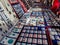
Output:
[8,39,13,44]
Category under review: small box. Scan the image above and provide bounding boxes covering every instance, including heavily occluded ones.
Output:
[38,39,42,44]
[29,34,33,38]
[33,39,37,43]
[30,27,34,30]
[38,31,41,34]
[33,34,37,38]
[54,32,58,35]
[34,31,37,34]
[38,34,42,38]
[55,36,60,40]
[50,35,55,40]
[24,33,28,37]
[22,38,27,42]
[42,35,47,39]
[18,37,23,42]
[30,30,33,33]
[22,30,26,33]
[26,30,29,33]
[20,33,24,37]
[43,40,48,45]
[28,38,32,43]
[42,31,46,34]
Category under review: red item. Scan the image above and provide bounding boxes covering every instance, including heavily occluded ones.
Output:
[51,0,60,13]
[18,0,27,12]
[8,0,19,4]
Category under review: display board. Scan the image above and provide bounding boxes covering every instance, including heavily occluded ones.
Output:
[0,8,60,45]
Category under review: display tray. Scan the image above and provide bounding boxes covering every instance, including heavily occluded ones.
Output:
[15,26,48,45]
[48,28,60,45]
[12,3,24,16]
